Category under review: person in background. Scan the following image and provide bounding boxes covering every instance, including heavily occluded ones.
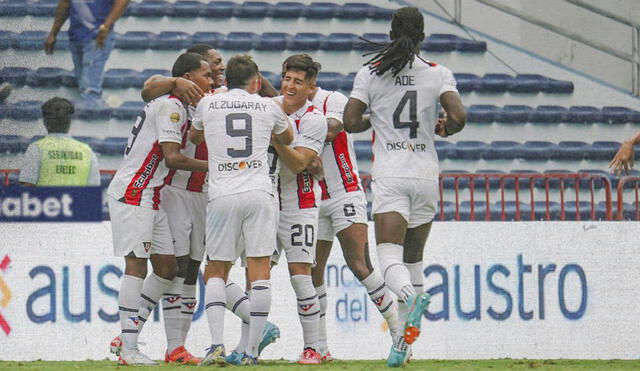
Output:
[44,0,129,107]
[610,131,640,175]
[20,97,100,186]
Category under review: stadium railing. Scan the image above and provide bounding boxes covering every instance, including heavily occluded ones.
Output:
[616,176,640,220]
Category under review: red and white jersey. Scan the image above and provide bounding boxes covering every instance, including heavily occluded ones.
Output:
[193,89,289,201]
[350,56,458,181]
[311,88,362,200]
[107,95,186,209]
[274,96,328,211]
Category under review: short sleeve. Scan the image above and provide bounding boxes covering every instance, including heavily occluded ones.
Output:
[349,67,371,106]
[439,67,458,95]
[87,151,100,186]
[156,100,185,144]
[191,97,207,131]
[293,113,327,155]
[19,142,40,184]
[324,92,348,122]
[268,100,289,135]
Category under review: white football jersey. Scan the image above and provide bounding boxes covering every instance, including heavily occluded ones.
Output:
[350,56,458,181]
[192,89,289,200]
[107,95,186,209]
[273,96,328,211]
[311,87,363,200]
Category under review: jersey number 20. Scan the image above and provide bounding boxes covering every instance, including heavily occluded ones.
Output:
[393,90,419,139]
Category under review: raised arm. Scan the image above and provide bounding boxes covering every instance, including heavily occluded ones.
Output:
[141,75,204,105]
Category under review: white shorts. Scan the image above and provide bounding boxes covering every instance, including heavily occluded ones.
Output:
[205,191,276,262]
[371,177,439,228]
[239,191,279,267]
[318,191,368,242]
[274,207,319,265]
[160,185,207,261]
[108,195,174,258]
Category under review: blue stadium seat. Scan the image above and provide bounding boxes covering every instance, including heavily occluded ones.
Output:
[306,2,340,19]
[473,169,506,188]
[458,201,490,221]
[455,37,487,52]
[517,141,557,160]
[607,201,637,220]
[339,3,377,19]
[478,73,512,93]
[264,71,281,90]
[434,141,454,159]
[150,31,191,50]
[544,78,574,94]
[370,5,393,20]
[9,101,42,120]
[543,169,575,189]
[326,33,358,51]
[496,105,533,123]
[172,1,205,17]
[435,201,456,221]
[453,73,480,93]
[451,141,488,160]
[235,1,272,18]
[556,141,588,160]
[74,136,102,150]
[531,105,567,123]
[511,74,546,94]
[0,0,27,16]
[564,201,593,220]
[316,72,343,91]
[567,106,602,123]
[602,106,640,124]
[116,31,156,49]
[98,137,127,156]
[340,72,356,91]
[273,2,305,18]
[0,135,30,153]
[14,31,47,50]
[103,69,140,89]
[0,104,10,119]
[0,31,16,49]
[506,169,538,190]
[466,105,499,123]
[577,169,612,190]
[222,32,258,50]
[440,170,469,189]
[256,33,290,51]
[289,33,325,50]
[203,1,236,17]
[141,69,171,81]
[27,67,65,87]
[484,141,521,160]
[585,141,619,160]
[113,101,146,120]
[127,0,171,17]
[192,32,225,48]
[60,69,77,87]
[75,105,112,120]
[355,33,389,51]
[422,34,455,52]
[27,0,58,16]
[1,67,31,85]
[353,140,372,160]
[500,201,534,221]
[2,171,21,187]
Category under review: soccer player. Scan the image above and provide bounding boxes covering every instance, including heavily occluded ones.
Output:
[189,55,293,366]
[270,54,328,364]
[106,52,212,365]
[343,7,466,367]
[278,55,400,361]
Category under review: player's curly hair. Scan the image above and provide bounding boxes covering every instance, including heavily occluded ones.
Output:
[362,7,425,78]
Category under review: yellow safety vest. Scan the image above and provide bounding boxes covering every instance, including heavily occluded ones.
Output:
[35,136,93,186]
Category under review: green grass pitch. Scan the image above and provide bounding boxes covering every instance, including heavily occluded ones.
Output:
[1,360,639,370]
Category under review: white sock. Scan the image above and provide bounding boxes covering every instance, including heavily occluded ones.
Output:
[162,276,184,354]
[405,261,424,294]
[291,274,320,351]
[138,273,172,333]
[315,284,328,354]
[119,275,143,351]
[226,281,250,323]
[205,277,226,345]
[236,319,250,354]
[180,283,197,344]
[361,272,399,338]
[247,280,271,358]
[377,243,415,301]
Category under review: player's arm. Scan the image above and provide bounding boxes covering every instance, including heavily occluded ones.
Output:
[141,75,204,105]
[259,74,278,97]
[161,142,208,172]
[189,127,204,145]
[44,0,70,54]
[439,91,466,136]
[273,125,293,146]
[610,131,640,175]
[343,98,371,133]
[324,92,348,142]
[325,118,343,142]
[272,144,317,174]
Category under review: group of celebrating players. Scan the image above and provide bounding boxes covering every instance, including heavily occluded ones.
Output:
[105,6,466,368]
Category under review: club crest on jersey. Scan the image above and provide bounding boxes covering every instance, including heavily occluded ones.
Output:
[129,316,140,326]
[184,302,197,310]
[142,242,151,253]
[374,295,385,306]
[299,303,315,312]
[170,112,181,123]
[165,296,180,304]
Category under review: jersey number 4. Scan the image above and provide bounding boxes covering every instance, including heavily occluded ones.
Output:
[226,113,253,158]
[393,90,419,139]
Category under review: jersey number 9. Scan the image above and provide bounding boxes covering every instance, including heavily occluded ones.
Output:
[226,113,253,158]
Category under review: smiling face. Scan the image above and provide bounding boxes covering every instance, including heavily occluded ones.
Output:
[281,69,315,113]
[202,49,225,89]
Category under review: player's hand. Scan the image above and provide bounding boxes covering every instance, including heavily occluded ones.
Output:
[435,117,448,138]
[173,78,205,106]
[307,156,324,181]
[44,33,56,55]
[609,141,635,176]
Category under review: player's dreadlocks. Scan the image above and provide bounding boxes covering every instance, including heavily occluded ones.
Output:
[363,7,425,77]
